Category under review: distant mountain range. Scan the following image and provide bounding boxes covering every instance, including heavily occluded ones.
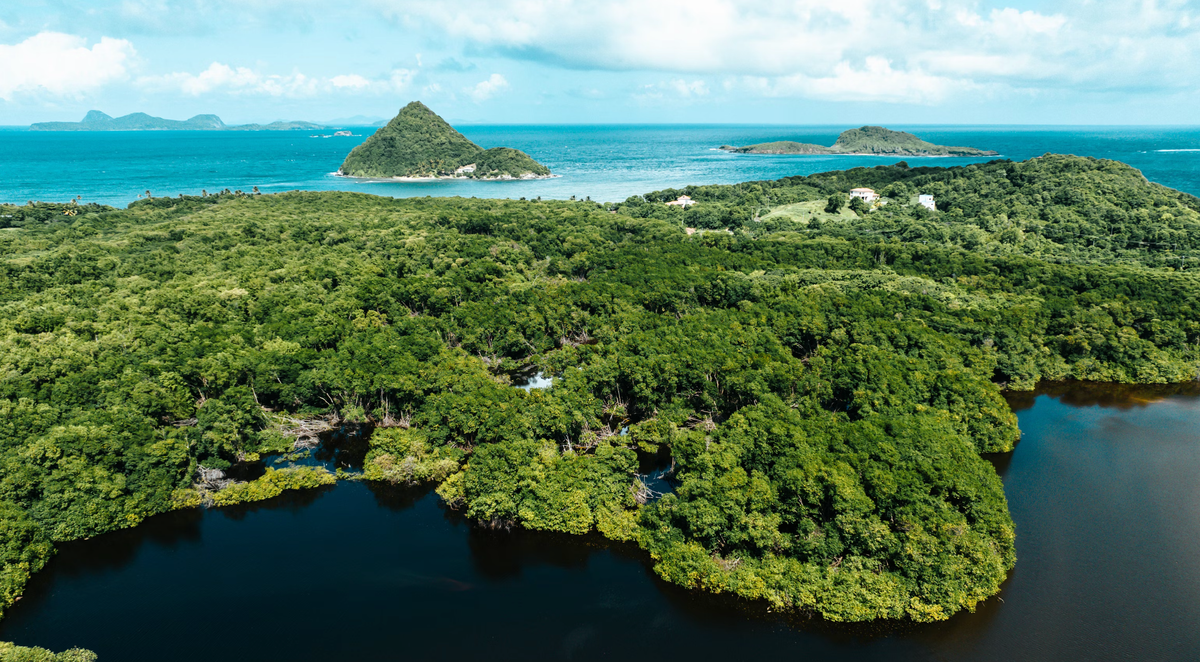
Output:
[720,126,998,157]
[29,111,325,132]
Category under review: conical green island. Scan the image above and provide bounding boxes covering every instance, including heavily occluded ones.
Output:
[338,102,552,179]
[721,125,998,157]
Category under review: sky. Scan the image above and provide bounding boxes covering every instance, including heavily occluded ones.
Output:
[0,0,1198,126]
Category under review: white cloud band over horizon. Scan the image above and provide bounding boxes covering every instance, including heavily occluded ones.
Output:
[136,63,418,98]
[0,32,136,101]
[381,0,1199,99]
[0,0,1197,123]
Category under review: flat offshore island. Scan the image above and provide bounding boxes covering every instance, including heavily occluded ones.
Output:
[721,125,999,156]
[1,154,1199,649]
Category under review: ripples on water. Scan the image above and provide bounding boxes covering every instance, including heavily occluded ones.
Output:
[4,125,1200,206]
[1,384,1199,661]
[5,124,1200,658]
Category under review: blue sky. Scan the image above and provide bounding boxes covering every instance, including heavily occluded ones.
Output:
[1,0,1198,125]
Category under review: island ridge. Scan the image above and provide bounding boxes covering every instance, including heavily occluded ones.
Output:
[29,111,324,132]
[721,125,999,157]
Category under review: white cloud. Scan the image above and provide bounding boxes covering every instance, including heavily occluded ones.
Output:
[389,69,417,89]
[633,78,712,104]
[375,0,1200,103]
[139,63,417,97]
[670,79,709,97]
[465,73,508,102]
[330,74,372,90]
[0,32,135,100]
[744,58,961,104]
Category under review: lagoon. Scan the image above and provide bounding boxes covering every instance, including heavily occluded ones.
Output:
[2,384,1198,661]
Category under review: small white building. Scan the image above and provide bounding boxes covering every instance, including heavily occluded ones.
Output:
[850,188,879,203]
[667,195,697,208]
[455,164,477,175]
[918,194,936,211]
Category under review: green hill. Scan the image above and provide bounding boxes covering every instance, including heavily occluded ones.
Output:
[832,126,997,155]
[624,154,1200,272]
[722,126,997,156]
[338,102,551,179]
[29,111,322,132]
[2,154,1196,627]
[717,140,831,154]
[473,147,552,179]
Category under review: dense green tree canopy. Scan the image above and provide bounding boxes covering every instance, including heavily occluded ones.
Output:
[621,155,1200,268]
[0,154,1196,629]
[338,101,550,179]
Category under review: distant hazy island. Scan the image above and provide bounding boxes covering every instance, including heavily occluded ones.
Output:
[30,110,324,132]
[721,126,999,157]
[338,101,552,180]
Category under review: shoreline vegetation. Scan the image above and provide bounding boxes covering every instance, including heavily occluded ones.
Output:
[334,171,558,182]
[337,102,552,179]
[721,126,998,157]
[29,111,323,132]
[1,154,1198,646]
[0,641,96,661]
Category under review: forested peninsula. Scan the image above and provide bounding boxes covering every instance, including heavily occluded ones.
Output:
[721,126,998,157]
[29,111,323,132]
[1,155,1198,639]
[338,102,552,180]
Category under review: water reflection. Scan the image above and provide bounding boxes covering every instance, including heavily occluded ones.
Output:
[216,482,334,521]
[514,371,554,391]
[364,480,436,512]
[466,526,608,580]
[2,383,1199,661]
[282,423,372,472]
[1004,380,1200,411]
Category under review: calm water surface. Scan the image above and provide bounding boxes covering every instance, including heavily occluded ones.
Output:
[4,125,1200,206]
[2,384,1199,661]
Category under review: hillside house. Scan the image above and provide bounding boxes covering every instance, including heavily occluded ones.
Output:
[850,188,879,203]
[667,195,697,207]
[918,194,936,211]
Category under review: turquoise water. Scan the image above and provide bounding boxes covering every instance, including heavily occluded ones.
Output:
[3,125,1200,207]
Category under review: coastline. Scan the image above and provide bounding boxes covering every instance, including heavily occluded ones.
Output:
[334,170,559,182]
[719,147,998,158]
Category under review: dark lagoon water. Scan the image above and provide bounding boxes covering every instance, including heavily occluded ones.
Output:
[4,125,1200,206]
[2,384,1199,661]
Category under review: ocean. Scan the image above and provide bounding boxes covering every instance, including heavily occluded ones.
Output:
[3,125,1200,207]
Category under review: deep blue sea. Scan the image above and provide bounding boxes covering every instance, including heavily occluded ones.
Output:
[2,125,1200,207]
